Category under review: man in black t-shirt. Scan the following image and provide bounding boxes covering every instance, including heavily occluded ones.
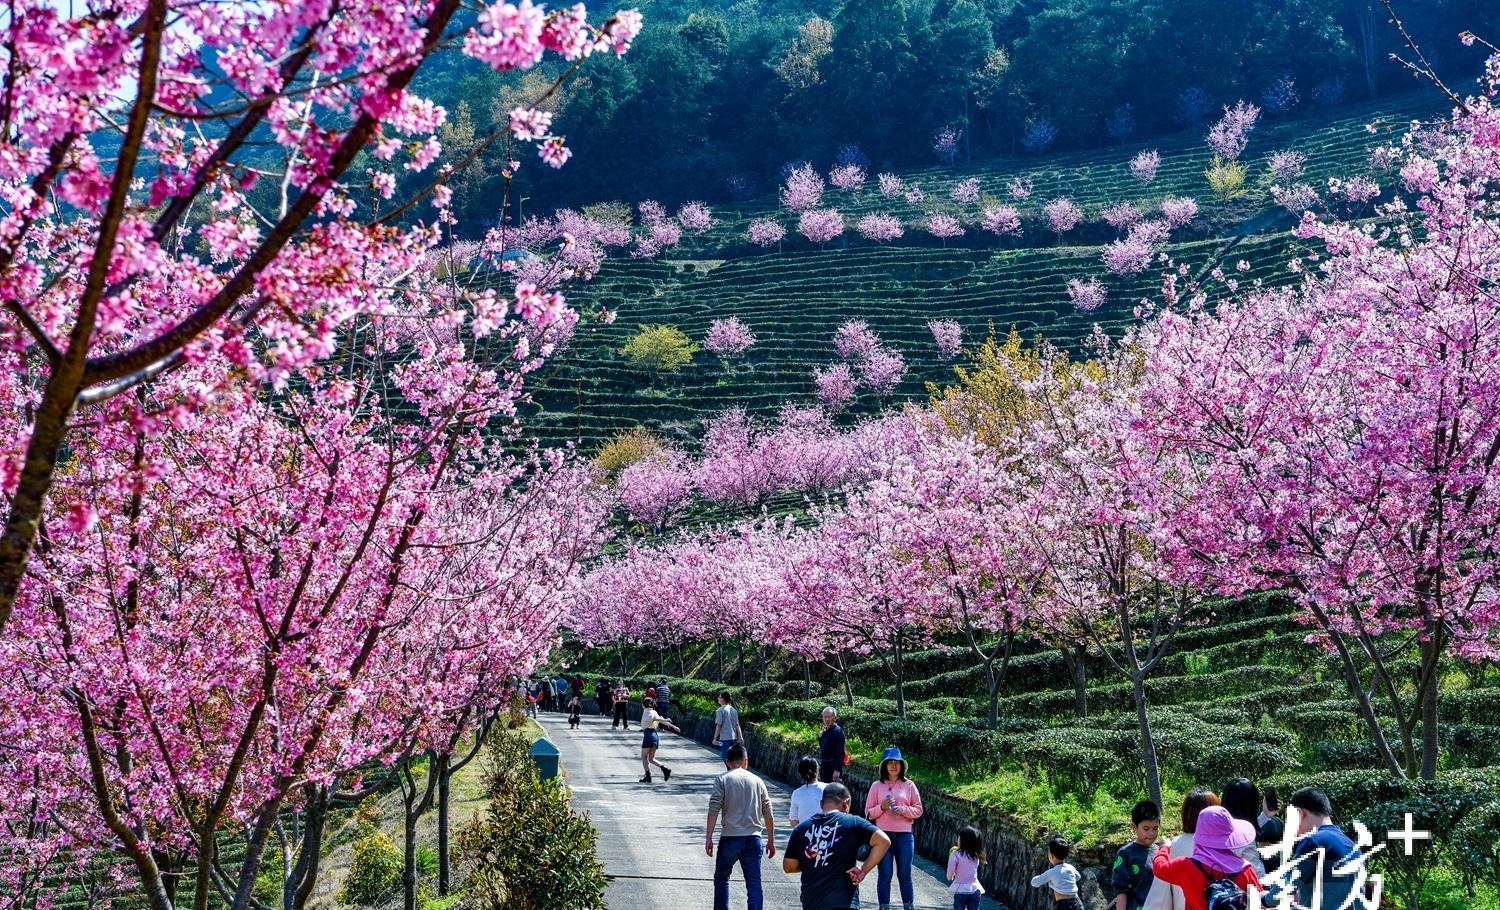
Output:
[783,783,891,910]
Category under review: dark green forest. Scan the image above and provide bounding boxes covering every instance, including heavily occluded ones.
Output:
[412,0,1495,223]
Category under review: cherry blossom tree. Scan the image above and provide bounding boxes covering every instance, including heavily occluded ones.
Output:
[1207,100,1261,160]
[834,320,882,360]
[1125,80,1500,779]
[782,163,826,212]
[1007,176,1034,200]
[928,320,964,360]
[798,208,845,246]
[1067,277,1107,312]
[858,347,907,401]
[677,201,717,232]
[878,173,906,198]
[1043,198,1084,241]
[856,213,905,242]
[933,127,962,164]
[951,178,982,204]
[746,218,787,251]
[982,205,1023,238]
[830,164,868,192]
[0,0,642,629]
[926,214,965,246]
[1160,197,1199,229]
[1101,202,1144,232]
[814,363,859,415]
[1130,150,1161,183]
[704,316,757,370]
[1268,149,1308,180]
[617,450,695,533]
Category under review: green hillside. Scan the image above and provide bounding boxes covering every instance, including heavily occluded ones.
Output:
[518,95,1439,451]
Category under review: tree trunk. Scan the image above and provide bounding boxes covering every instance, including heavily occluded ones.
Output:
[804,659,812,700]
[1132,672,1163,809]
[736,638,746,684]
[892,635,906,718]
[1063,645,1088,718]
[716,638,724,683]
[657,648,665,677]
[676,644,686,677]
[403,802,419,910]
[1419,632,1442,781]
[437,765,452,896]
[983,655,1000,730]
[759,645,769,682]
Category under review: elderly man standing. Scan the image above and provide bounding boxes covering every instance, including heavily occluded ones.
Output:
[818,707,846,783]
[706,744,776,910]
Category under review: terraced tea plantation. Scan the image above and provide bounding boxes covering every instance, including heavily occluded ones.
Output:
[522,94,1440,451]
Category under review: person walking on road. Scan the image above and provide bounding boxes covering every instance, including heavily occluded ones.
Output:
[611,679,631,730]
[784,782,891,910]
[818,707,846,783]
[866,747,924,910]
[656,677,672,715]
[713,690,743,768]
[706,744,777,910]
[639,696,680,783]
[595,679,611,716]
[788,756,827,827]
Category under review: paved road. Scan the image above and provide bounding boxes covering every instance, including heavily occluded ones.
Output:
[544,711,1005,910]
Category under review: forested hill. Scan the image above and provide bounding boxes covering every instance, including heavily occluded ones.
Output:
[413,0,1494,221]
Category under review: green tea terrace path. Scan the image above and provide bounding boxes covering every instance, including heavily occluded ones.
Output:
[546,710,1004,909]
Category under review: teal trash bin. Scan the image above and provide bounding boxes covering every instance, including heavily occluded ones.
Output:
[529,736,560,782]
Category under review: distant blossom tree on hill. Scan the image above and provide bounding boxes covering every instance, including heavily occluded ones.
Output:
[1130,150,1161,183]
[830,164,868,191]
[927,214,966,245]
[857,213,905,242]
[798,208,845,246]
[704,317,757,370]
[746,218,787,251]
[782,164,826,212]
[982,205,1023,237]
[677,201,717,232]
[1044,198,1085,240]
[928,319,964,359]
[814,363,859,415]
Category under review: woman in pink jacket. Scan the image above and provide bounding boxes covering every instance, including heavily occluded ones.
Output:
[866,747,924,910]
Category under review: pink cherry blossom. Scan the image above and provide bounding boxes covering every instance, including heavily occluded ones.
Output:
[798,208,845,245]
[782,164,825,212]
[1160,196,1199,229]
[834,320,882,360]
[1206,100,1261,160]
[1067,276,1107,311]
[1043,198,1084,236]
[926,213,965,243]
[856,213,905,242]
[746,218,786,248]
[830,164,868,191]
[704,316,757,358]
[677,201,716,232]
[928,319,963,359]
[1130,150,1161,183]
[981,205,1023,237]
[951,178,981,204]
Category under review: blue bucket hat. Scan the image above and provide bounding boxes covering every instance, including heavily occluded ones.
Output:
[881,747,904,763]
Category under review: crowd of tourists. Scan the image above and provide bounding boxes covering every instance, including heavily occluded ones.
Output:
[541,684,1364,910]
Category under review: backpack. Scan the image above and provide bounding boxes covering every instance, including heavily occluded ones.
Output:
[1191,859,1249,910]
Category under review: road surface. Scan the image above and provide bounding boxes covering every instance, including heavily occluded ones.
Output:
[544,711,1006,909]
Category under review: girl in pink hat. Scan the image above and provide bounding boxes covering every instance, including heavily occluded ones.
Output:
[1150,806,1261,910]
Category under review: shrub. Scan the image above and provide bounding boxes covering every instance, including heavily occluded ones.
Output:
[340,832,403,907]
[1453,799,1500,893]
[1312,740,1381,770]
[593,426,664,475]
[458,729,609,910]
[1206,156,1247,198]
[621,324,698,374]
